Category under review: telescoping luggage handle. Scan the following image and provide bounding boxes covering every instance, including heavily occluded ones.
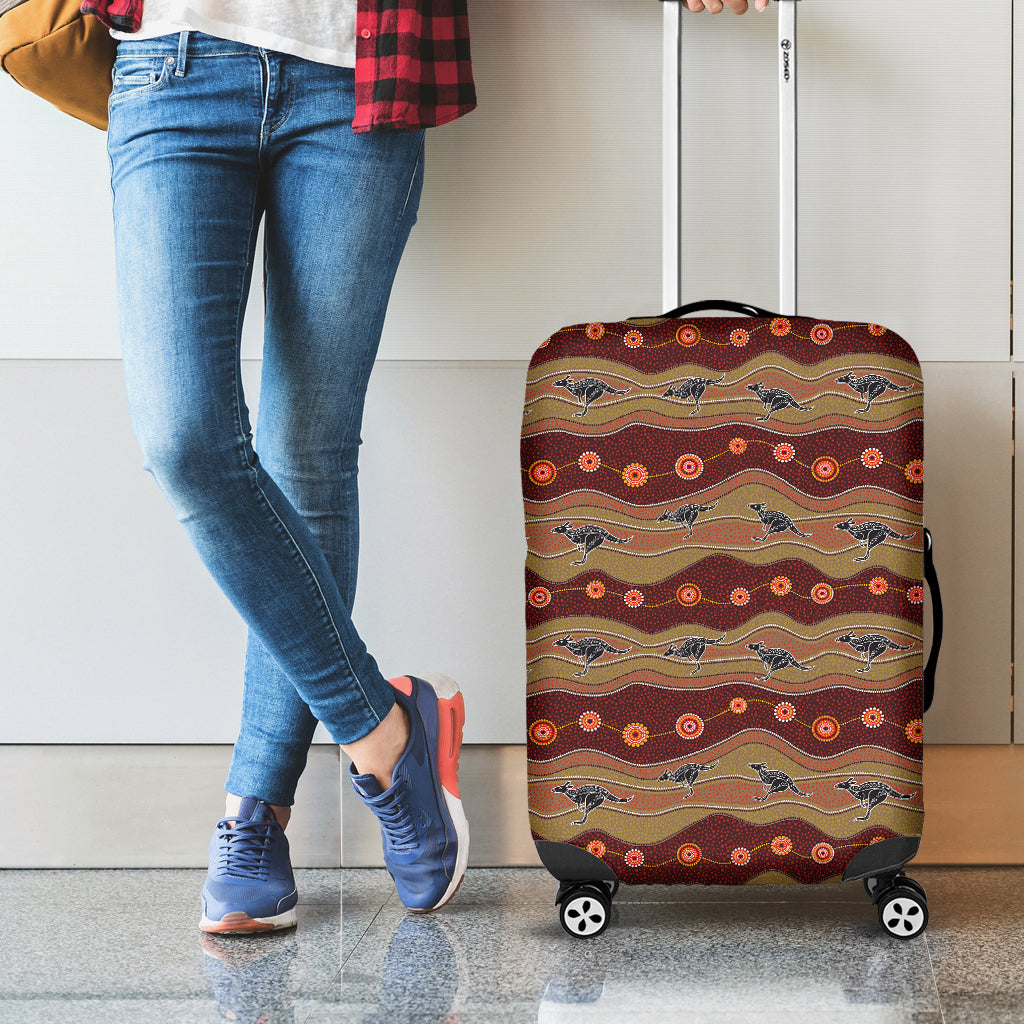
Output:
[658,0,800,317]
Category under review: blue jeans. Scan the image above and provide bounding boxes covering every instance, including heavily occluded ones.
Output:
[106,30,425,806]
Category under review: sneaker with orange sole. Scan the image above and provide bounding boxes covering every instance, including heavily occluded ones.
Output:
[349,673,469,912]
[199,796,298,934]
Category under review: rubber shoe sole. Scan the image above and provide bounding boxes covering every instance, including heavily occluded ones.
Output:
[199,905,297,934]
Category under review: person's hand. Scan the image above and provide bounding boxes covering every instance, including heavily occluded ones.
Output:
[685,0,771,11]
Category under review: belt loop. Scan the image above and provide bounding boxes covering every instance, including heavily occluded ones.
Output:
[174,30,189,77]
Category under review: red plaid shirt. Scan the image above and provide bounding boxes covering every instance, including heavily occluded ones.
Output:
[79,0,477,133]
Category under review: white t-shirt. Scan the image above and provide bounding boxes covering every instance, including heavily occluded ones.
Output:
[109,1,357,69]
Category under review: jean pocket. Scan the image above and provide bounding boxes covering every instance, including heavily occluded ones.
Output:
[109,55,173,104]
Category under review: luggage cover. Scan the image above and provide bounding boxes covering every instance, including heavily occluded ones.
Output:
[523,313,925,885]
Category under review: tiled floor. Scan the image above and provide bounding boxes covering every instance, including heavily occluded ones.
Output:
[0,867,1021,1023]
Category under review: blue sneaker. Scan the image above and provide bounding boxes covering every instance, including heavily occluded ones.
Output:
[349,673,470,912]
[199,796,298,934]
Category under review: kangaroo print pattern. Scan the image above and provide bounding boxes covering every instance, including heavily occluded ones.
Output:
[523,315,924,885]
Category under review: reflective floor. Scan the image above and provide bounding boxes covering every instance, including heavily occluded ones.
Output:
[0,867,1021,1023]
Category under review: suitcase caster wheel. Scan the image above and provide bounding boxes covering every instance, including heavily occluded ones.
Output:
[877,886,928,939]
[895,875,927,902]
[558,884,611,939]
[867,873,927,903]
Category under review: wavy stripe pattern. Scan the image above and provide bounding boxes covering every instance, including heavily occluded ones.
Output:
[523,315,924,885]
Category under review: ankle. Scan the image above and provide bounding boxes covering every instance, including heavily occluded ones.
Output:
[224,794,291,831]
[342,701,411,791]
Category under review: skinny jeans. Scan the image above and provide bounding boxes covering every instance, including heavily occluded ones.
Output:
[106,29,424,805]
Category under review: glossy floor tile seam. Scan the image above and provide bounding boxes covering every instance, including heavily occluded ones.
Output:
[296,890,393,1024]
[339,898,389,971]
[923,935,950,1024]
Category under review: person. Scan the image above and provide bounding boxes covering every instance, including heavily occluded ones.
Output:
[86,0,476,932]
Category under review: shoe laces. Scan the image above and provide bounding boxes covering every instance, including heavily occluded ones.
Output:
[374,781,421,854]
[215,817,275,880]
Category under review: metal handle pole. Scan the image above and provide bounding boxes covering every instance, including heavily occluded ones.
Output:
[663,0,681,315]
[778,0,797,317]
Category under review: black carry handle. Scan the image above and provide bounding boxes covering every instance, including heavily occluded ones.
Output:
[652,300,780,319]
[922,528,941,714]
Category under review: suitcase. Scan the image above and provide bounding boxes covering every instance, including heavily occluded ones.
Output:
[522,1,942,940]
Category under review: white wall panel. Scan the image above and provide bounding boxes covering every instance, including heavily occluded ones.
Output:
[0,360,529,743]
[0,0,664,362]
[1013,0,1024,743]
[0,0,663,744]
[675,1,1009,361]
[381,0,664,359]
[922,362,1011,744]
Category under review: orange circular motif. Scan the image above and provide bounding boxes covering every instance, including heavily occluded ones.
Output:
[867,324,887,336]
[861,448,884,469]
[529,720,557,745]
[771,835,793,856]
[528,587,551,608]
[587,840,606,858]
[578,451,601,472]
[624,589,644,607]
[586,580,605,599]
[774,443,795,462]
[771,576,792,596]
[906,719,924,743]
[623,722,649,747]
[579,712,601,732]
[676,324,700,346]
[731,847,751,866]
[730,328,749,347]
[675,714,704,739]
[730,437,747,454]
[676,454,704,480]
[586,322,605,339]
[812,583,835,604]
[678,584,702,606]
[870,836,887,845]
[774,702,796,722]
[623,463,648,487]
[907,586,924,604]
[539,336,551,348]
[730,697,747,714]
[905,460,924,483]
[869,577,888,595]
[623,330,643,348]
[528,460,556,486]
[813,715,840,742]
[677,843,702,865]
[811,323,833,345]
[812,842,835,864]
[812,457,839,483]
[862,707,884,728]
[625,848,645,867]
[730,587,751,606]
[770,318,791,337]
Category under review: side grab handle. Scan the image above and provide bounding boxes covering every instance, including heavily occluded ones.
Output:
[923,528,941,714]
